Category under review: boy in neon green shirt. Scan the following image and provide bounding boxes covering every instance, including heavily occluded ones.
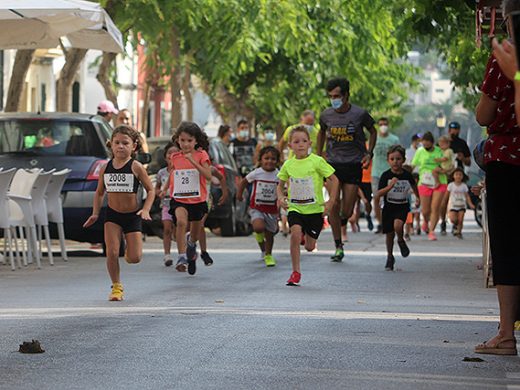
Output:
[277,126,338,286]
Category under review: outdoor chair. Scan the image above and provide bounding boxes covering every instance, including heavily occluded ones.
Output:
[7,169,42,269]
[30,169,56,265]
[45,169,71,261]
[0,168,20,270]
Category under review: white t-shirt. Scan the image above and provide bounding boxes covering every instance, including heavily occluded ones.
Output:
[447,182,468,210]
[157,167,171,207]
[245,167,279,213]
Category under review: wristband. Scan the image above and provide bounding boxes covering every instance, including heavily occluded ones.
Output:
[515,71,520,81]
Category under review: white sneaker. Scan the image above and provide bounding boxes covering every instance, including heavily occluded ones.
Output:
[163,254,173,267]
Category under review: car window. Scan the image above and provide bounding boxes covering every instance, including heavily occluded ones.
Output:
[0,119,106,157]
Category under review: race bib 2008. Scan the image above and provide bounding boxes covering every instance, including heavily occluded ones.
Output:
[104,173,135,193]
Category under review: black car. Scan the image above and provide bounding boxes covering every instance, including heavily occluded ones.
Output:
[145,136,251,237]
[206,137,251,236]
[0,112,150,244]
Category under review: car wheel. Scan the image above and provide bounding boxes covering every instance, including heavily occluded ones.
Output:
[220,204,236,237]
[474,198,483,228]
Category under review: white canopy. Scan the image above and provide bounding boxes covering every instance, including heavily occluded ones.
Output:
[0,0,123,53]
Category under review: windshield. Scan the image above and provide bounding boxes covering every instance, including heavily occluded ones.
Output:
[0,119,107,157]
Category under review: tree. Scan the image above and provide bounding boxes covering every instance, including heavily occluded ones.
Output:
[394,0,489,109]
[56,48,88,111]
[5,50,34,112]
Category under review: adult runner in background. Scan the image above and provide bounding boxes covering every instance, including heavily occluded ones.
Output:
[317,77,377,262]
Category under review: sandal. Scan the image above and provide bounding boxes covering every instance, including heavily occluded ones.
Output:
[474,337,517,356]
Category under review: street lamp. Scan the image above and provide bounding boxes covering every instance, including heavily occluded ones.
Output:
[436,112,446,139]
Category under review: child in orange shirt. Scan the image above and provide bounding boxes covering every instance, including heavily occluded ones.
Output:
[169,122,212,275]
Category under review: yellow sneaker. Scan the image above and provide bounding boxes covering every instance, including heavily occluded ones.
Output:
[109,283,124,301]
[515,321,520,331]
[264,254,276,267]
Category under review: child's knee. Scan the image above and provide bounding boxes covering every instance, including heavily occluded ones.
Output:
[305,242,316,252]
[125,253,142,264]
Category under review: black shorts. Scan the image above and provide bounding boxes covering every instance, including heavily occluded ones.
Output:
[169,199,208,224]
[330,162,362,185]
[486,162,520,285]
[382,205,409,234]
[359,182,373,202]
[287,211,323,239]
[105,206,142,234]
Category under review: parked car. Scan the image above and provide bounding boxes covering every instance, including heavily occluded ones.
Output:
[145,136,251,237]
[0,112,149,244]
[207,137,251,236]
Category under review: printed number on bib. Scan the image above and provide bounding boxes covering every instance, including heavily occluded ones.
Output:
[451,193,466,209]
[289,177,315,205]
[104,173,135,192]
[421,172,435,187]
[254,181,277,206]
[173,169,200,198]
[387,179,411,204]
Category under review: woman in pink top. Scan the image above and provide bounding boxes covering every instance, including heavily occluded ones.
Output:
[168,122,212,276]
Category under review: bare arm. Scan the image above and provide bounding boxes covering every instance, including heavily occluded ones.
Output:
[412,184,420,207]
[316,128,326,157]
[134,162,155,220]
[186,153,212,180]
[83,165,106,227]
[465,192,476,209]
[476,93,498,126]
[362,126,377,169]
[324,174,339,214]
[376,177,397,198]
[276,180,288,209]
[236,177,248,202]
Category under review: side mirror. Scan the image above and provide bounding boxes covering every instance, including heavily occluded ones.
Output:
[136,152,152,164]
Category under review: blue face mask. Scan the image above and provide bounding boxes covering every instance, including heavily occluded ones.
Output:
[330,98,343,110]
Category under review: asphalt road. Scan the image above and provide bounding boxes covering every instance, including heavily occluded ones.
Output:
[1,217,519,389]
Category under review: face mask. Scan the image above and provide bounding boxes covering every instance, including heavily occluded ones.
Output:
[379,125,389,134]
[239,130,249,139]
[303,124,313,131]
[229,134,235,141]
[330,98,343,110]
[264,132,275,141]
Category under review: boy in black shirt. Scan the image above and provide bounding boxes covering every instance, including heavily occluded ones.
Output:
[376,145,420,271]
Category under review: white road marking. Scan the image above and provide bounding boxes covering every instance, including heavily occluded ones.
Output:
[0,306,498,322]
[140,248,482,258]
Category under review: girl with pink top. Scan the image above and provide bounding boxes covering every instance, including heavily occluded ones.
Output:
[168,122,212,275]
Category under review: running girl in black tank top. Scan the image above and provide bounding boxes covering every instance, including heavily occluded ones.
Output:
[83,125,154,301]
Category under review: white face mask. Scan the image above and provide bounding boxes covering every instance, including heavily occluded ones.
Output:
[264,132,275,141]
[379,125,389,134]
[239,130,249,139]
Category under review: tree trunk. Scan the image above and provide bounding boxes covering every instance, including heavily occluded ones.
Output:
[182,62,193,121]
[96,52,118,107]
[56,48,88,112]
[5,49,35,112]
[170,25,183,129]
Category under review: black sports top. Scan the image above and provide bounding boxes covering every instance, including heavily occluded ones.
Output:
[104,159,140,193]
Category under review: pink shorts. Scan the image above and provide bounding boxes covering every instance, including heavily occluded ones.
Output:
[418,184,447,197]
[162,205,172,221]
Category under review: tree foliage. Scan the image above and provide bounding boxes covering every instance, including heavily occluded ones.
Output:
[395,0,491,109]
[104,0,418,129]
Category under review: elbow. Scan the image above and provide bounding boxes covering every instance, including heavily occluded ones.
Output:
[475,115,491,127]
